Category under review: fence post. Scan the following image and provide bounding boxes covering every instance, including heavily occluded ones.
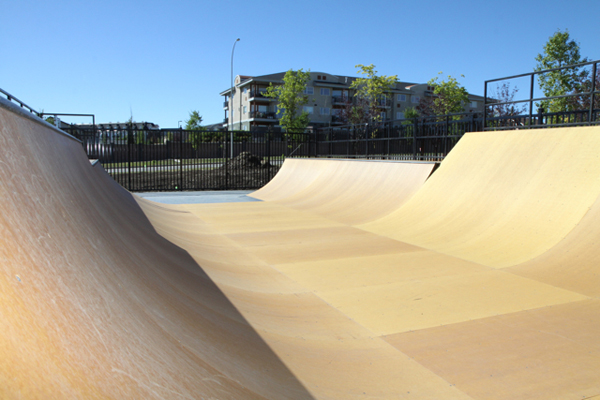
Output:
[412,119,417,160]
[127,124,133,190]
[225,130,229,190]
[365,123,369,158]
[179,127,183,191]
[537,107,544,126]
[590,62,597,123]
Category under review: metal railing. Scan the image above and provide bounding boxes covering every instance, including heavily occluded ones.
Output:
[250,111,276,119]
[484,59,599,129]
[316,112,480,161]
[0,88,41,116]
[63,126,310,192]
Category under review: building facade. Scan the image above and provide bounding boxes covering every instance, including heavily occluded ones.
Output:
[221,71,486,132]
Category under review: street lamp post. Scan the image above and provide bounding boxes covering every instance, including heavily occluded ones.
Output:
[230,38,240,159]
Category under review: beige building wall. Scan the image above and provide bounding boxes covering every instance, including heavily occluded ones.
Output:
[222,72,486,130]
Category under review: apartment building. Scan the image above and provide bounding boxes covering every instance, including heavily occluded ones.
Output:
[221,71,485,131]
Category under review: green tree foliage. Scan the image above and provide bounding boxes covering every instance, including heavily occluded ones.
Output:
[403,107,419,120]
[349,64,398,125]
[401,107,419,126]
[264,69,311,132]
[134,130,145,144]
[426,72,469,117]
[45,116,56,125]
[185,110,204,130]
[184,110,221,149]
[535,29,588,112]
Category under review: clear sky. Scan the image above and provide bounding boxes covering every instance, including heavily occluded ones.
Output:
[2,0,599,128]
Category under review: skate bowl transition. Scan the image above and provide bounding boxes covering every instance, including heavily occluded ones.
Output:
[2,95,600,399]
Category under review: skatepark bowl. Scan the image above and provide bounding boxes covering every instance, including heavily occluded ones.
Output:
[2,94,600,399]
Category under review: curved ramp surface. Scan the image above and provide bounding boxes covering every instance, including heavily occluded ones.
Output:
[0,101,312,399]
[361,127,600,268]
[2,92,600,400]
[250,158,435,224]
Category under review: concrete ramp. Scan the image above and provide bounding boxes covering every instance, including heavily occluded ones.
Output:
[2,93,600,400]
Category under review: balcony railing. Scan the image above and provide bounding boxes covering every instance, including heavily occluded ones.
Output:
[223,101,229,109]
[332,96,352,105]
[249,90,276,100]
[250,111,277,119]
[331,115,344,123]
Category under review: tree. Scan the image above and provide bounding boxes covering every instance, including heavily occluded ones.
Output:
[424,72,469,117]
[400,107,420,129]
[491,82,527,117]
[264,69,311,132]
[535,29,588,112]
[349,64,398,126]
[566,71,600,111]
[185,110,204,130]
[185,111,211,149]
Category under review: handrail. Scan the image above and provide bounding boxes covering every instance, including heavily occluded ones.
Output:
[484,59,599,129]
[0,88,41,117]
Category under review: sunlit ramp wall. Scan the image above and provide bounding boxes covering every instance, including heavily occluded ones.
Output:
[250,158,436,225]
[0,97,314,398]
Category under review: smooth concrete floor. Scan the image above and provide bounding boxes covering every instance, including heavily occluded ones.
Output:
[135,190,261,205]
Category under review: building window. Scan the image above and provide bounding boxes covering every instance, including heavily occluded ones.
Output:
[471,101,478,108]
[320,107,330,115]
[397,94,406,102]
[411,96,420,104]
[320,88,330,96]
[243,106,247,114]
[303,106,314,114]
[396,112,405,120]
[380,112,386,120]
[304,86,314,95]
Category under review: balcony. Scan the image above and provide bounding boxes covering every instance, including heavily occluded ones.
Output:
[250,111,277,120]
[249,90,276,101]
[332,96,352,105]
[223,101,229,109]
[331,115,344,124]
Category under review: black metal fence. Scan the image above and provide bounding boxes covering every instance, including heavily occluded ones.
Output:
[315,113,481,161]
[484,59,600,129]
[65,126,312,192]
[68,106,600,192]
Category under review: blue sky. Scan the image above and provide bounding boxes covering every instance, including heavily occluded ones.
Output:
[2,0,599,127]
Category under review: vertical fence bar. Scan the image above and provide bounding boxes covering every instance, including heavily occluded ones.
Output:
[225,130,229,190]
[483,81,488,130]
[127,125,132,190]
[590,62,597,123]
[529,73,535,126]
[179,127,183,191]
[412,119,417,160]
